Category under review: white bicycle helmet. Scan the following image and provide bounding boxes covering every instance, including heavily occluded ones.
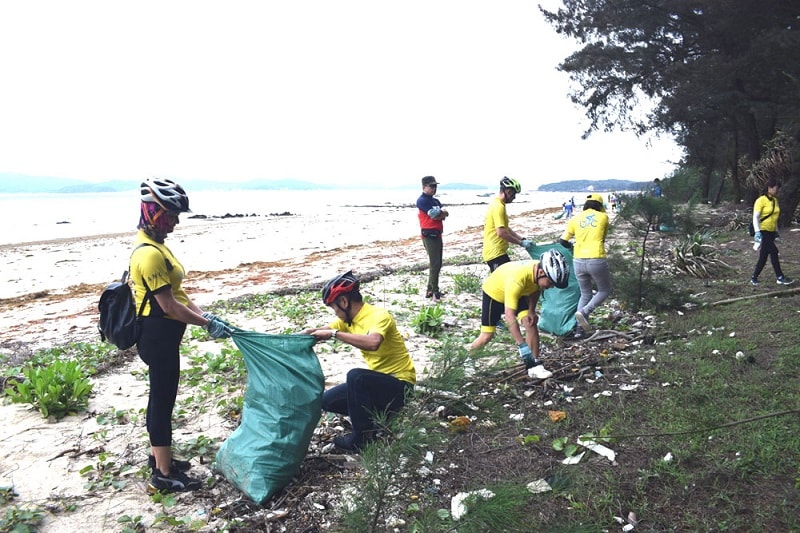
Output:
[540,249,570,289]
[141,178,191,213]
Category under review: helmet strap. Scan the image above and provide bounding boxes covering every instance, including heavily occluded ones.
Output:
[335,297,354,326]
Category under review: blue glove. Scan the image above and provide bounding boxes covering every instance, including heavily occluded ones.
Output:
[205,317,232,339]
[427,207,442,219]
[754,231,762,243]
[520,238,533,249]
[518,344,535,368]
[202,311,219,322]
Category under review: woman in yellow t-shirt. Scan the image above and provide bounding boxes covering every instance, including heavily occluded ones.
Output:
[559,194,611,338]
[751,178,793,286]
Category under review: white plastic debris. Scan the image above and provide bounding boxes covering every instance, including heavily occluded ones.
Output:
[619,384,639,391]
[663,452,673,462]
[526,479,552,493]
[509,413,524,421]
[712,349,721,355]
[623,524,635,532]
[451,489,495,520]
[729,331,736,337]
[561,451,585,465]
[735,351,745,360]
[425,451,434,463]
[578,438,616,462]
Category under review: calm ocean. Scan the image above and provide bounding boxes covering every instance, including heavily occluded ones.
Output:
[1,187,577,246]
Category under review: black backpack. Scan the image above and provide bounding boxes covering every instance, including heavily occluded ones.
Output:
[98,244,165,350]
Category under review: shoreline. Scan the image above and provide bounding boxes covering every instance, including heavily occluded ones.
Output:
[0,206,563,352]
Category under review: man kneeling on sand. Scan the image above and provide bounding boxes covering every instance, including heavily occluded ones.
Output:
[468,249,570,379]
[302,271,416,452]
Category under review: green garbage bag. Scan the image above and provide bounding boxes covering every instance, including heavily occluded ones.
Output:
[216,330,324,504]
[528,242,580,336]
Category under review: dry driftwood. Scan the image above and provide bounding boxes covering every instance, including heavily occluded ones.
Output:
[707,286,800,306]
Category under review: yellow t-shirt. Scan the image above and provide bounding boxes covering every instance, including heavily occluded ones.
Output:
[329,302,416,384]
[482,260,540,310]
[482,196,509,262]
[129,230,190,318]
[753,195,779,232]
[561,208,609,259]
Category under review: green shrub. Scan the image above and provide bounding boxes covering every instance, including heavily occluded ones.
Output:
[452,272,482,294]
[5,360,93,419]
[411,305,445,336]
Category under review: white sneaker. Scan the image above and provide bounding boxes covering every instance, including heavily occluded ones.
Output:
[575,311,593,333]
[528,365,553,380]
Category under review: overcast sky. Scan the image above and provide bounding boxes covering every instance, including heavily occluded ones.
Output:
[0,1,682,188]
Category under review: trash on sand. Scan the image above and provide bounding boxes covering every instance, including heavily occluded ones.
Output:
[578,437,616,462]
[561,451,585,464]
[526,479,552,493]
[451,489,495,520]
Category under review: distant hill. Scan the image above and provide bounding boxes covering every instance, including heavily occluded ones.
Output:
[538,179,651,193]
[0,173,493,193]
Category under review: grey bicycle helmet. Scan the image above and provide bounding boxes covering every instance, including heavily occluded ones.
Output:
[141,178,191,213]
[500,176,522,194]
[540,249,570,289]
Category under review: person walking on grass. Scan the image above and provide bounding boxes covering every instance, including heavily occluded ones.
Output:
[302,271,416,452]
[751,178,794,286]
[482,176,534,272]
[467,249,570,379]
[416,176,449,302]
[559,193,611,339]
[131,178,233,493]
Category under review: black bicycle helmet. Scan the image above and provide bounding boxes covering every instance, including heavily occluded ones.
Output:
[500,176,522,194]
[540,249,570,289]
[322,271,360,305]
[141,178,191,213]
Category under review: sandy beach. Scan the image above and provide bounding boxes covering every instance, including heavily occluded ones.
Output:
[0,201,569,531]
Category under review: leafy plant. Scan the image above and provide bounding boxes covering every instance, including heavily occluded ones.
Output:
[451,272,482,294]
[5,360,93,419]
[411,305,445,336]
[672,231,731,280]
[0,505,45,532]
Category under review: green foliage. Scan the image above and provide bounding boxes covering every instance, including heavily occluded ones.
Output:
[5,360,93,419]
[672,231,731,280]
[0,505,45,532]
[411,305,445,336]
[80,451,134,491]
[451,272,482,294]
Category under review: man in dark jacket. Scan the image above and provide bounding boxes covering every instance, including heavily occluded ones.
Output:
[416,176,449,301]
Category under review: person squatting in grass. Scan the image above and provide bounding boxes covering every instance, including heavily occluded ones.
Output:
[482,176,535,272]
[131,178,234,493]
[467,249,571,379]
[559,193,612,339]
[751,178,794,286]
[416,175,449,302]
[302,271,416,452]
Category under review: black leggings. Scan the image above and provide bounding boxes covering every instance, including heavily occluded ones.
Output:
[752,230,785,280]
[137,317,186,447]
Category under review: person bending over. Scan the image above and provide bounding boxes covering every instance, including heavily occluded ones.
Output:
[468,249,570,379]
[482,176,534,272]
[302,271,416,452]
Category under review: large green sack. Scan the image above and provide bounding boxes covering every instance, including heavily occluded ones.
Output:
[216,331,324,504]
[528,242,580,336]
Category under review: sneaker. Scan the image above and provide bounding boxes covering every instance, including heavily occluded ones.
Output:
[750,278,760,286]
[777,276,795,285]
[425,290,433,298]
[432,292,443,301]
[575,310,592,333]
[573,326,585,340]
[148,468,202,493]
[147,455,192,472]
[528,365,553,380]
[333,433,363,453]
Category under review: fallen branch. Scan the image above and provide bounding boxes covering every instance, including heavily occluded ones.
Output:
[707,286,800,306]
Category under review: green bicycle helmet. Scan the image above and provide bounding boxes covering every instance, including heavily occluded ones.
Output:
[500,176,522,194]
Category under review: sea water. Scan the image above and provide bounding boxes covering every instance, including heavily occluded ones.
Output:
[0,188,578,246]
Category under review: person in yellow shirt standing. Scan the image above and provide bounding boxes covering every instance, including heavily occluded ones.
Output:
[468,250,570,379]
[302,271,416,452]
[751,178,794,286]
[482,177,533,272]
[559,193,611,338]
